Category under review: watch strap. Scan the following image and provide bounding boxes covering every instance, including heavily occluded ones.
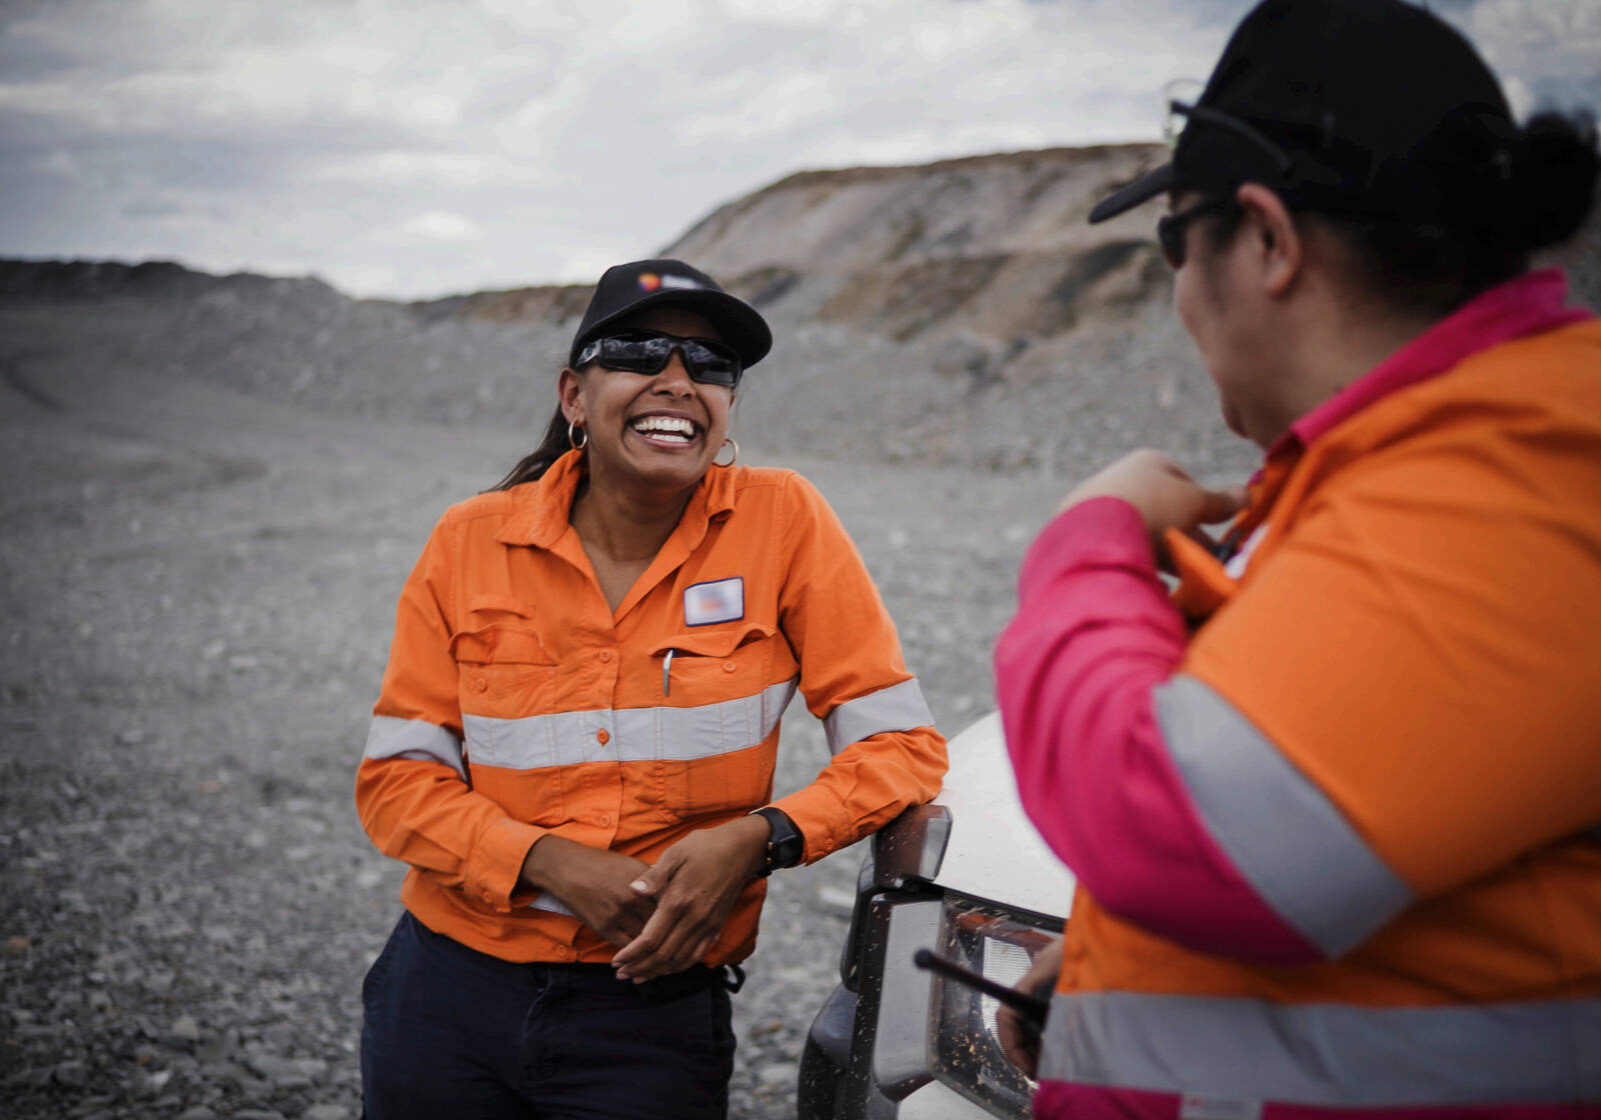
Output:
[751,807,803,877]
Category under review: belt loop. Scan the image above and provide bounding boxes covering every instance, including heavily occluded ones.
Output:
[722,963,746,993]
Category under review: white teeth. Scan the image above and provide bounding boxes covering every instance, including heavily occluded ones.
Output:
[631,416,695,441]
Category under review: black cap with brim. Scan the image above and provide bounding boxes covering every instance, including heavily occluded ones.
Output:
[1088,162,1176,224]
[1085,0,1514,228]
[569,259,772,370]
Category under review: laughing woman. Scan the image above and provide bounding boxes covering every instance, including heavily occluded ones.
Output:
[355,259,947,1120]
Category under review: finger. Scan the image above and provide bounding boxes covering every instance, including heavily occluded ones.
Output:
[630,851,682,898]
[612,897,691,976]
[996,1008,1033,1077]
[631,928,716,983]
[610,916,665,972]
[996,1008,1022,1067]
[1196,485,1248,525]
[621,895,658,927]
[624,913,703,980]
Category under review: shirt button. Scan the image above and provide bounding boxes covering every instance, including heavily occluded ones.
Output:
[723,661,736,673]
[473,678,488,693]
[597,814,612,827]
[552,945,571,960]
[598,650,612,663]
[596,729,610,745]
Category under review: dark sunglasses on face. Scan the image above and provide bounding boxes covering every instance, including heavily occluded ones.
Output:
[1156,195,1235,269]
[575,329,743,388]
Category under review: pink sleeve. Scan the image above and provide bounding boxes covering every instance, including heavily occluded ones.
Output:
[994,498,1320,964]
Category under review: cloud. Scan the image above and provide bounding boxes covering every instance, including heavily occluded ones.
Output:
[0,0,1595,298]
[396,211,482,243]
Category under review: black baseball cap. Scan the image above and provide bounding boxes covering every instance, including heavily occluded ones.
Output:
[1089,0,1515,224]
[568,259,772,369]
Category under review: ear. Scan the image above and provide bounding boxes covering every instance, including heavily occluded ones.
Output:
[557,367,585,425]
[1234,182,1302,298]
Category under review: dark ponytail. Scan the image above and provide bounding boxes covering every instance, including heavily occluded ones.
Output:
[1507,110,1600,253]
[1305,109,1599,318]
[488,404,576,491]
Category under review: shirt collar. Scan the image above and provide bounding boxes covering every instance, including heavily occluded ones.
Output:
[1276,268,1593,455]
[497,450,739,549]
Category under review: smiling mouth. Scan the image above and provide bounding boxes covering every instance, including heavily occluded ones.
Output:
[630,415,699,446]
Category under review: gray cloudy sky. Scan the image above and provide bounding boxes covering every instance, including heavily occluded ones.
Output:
[2,0,1598,299]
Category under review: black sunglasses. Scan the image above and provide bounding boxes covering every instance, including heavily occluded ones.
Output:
[575,328,743,388]
[1156,196,1235,269]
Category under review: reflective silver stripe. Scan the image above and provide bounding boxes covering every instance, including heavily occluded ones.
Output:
[1039,990,1601,1104]
[364,716,465,779]
[1152,674,1414,956]
[822,678,933,756]
[529,893,575,917]
[461,677,798,771]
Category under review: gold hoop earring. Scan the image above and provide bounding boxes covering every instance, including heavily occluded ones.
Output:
[568,420,587,450]
[715,437,738,467]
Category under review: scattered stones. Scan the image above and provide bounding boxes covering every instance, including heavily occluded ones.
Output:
[52,1060,89,1088]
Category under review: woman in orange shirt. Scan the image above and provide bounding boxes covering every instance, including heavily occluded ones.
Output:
[356,259,947,1119]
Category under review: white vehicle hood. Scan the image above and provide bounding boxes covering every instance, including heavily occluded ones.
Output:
[930,711,1076,917]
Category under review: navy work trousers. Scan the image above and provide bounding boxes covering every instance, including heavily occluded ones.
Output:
[361,912,737,1120]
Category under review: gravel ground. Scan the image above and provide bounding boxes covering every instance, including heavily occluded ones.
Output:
[0,301,1084,1120]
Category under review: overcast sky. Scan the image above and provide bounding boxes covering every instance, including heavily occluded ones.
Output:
[2,0,1597,300]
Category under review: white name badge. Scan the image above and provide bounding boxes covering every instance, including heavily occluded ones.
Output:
[684,577,744,626]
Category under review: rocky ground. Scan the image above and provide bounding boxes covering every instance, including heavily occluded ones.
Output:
[0,297,1102,1119]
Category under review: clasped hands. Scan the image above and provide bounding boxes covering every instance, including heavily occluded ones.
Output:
[519,813,770,983]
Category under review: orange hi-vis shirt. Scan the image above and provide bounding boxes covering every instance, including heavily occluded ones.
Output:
[356,451,947,965]
[997,271,1601,1116]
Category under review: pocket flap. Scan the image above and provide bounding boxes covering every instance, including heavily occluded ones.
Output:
[451,624,554,665]
[650,622,774,660]
[466,594,535,617]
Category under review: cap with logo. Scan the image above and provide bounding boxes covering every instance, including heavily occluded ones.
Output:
[569,259,773,370]
[1089,0,1515,226]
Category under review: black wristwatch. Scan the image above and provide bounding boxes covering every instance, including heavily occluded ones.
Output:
[751,807,804,877]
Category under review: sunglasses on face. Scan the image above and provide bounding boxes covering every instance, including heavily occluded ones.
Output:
[574,329,742,388]
[1156,196,1235,269]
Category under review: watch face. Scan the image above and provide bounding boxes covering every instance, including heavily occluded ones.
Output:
[774,823,802,868]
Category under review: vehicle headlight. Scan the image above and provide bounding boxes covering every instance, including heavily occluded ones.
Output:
[927,895,1060,1117]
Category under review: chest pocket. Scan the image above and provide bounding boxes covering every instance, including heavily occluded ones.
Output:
[451,599,559,720]
[647,622,784,823]
[653,622,776,701]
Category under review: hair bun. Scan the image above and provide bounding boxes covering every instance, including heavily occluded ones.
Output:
[1506,111,1600,252]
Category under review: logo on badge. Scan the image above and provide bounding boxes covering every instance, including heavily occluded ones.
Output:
[684,577,744,626]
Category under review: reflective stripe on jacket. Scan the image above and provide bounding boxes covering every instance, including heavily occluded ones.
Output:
[357,451,947,964]
[996,270,1601,1116]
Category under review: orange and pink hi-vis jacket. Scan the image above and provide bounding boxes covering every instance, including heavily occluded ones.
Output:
[357,452,947,965]
[995,269,1601,1119]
